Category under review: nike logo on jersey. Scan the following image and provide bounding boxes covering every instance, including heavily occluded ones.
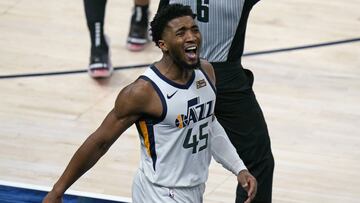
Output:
[167,90,178,99]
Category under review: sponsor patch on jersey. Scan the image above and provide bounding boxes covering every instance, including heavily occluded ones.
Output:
[196,79,207,89]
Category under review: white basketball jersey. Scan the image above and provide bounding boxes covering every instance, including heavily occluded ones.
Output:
[135,65,216,187]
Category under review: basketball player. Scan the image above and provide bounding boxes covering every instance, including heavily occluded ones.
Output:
[43,4,257,203]
[84,0,150,78]
[158,1,275,202]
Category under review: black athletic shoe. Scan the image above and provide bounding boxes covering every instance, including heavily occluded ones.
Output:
[126,6,149,51]
[88,35,113,78]
[88,50,113,78]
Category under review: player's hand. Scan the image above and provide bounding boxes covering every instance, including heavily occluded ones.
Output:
[237,169,257,203]
[42,190,63,203]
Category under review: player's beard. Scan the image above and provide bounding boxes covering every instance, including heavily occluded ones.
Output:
[171,52,200,70]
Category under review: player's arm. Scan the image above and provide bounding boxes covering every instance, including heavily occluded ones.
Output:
[201,59,246,175]
[209,117,257,203]
[201,58,257,202]
[43,79,158,203]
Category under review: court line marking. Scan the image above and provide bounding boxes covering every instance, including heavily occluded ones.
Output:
[243,37,360,56]
[0,37,359,79]
[0,180,132,203]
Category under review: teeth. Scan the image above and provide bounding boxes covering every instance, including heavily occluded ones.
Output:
[185,46,197,51]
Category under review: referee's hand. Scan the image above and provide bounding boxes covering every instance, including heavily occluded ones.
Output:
[237,169,257,203]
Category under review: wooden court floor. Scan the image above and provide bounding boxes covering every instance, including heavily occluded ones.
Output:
[0,0,359,202]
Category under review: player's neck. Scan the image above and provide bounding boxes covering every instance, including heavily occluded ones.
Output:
[155,57,194,85]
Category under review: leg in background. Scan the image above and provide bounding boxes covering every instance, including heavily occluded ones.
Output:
[84,0,113,78]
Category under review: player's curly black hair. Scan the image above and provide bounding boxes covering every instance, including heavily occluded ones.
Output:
[150,4,196,47]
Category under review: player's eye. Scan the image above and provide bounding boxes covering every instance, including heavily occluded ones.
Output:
[176,31,185,36]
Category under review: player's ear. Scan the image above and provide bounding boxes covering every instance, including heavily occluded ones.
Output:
[158,40,168,52]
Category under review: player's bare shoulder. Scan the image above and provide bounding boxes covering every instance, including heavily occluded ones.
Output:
[114,78,162,118]
[200,59,216,86]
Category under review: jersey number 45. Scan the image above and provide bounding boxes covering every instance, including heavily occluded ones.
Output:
[183,122,208,153]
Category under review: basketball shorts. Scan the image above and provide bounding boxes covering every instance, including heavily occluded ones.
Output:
[132,169,206,203]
